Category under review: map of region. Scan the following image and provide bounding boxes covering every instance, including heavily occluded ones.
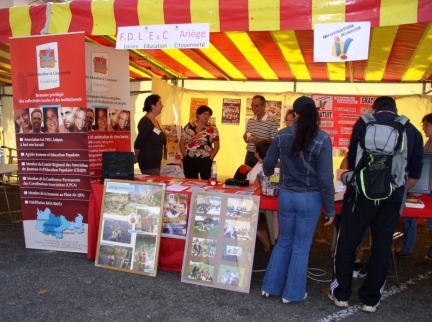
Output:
[36,208,84,239]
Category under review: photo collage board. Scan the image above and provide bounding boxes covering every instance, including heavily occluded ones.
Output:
[181,191,260,293]
[95,179,166,277]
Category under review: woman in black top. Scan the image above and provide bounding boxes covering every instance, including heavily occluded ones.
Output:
[134,94,167,175]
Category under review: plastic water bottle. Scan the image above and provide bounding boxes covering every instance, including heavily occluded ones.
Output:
[211,161,217,181]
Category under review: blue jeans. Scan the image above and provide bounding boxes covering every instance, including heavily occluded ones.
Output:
[262,190,322,301]
[402,217,418,253]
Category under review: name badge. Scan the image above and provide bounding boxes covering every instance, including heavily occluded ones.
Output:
[153,128,161,135]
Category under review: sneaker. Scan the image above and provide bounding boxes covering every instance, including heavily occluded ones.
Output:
[417,255,432,267]
[282,293,307,303]
[353,262,363,278]
[261,290,270,298]
[328,293,349,308]
[395,249,412,258]
[362,301,380,313]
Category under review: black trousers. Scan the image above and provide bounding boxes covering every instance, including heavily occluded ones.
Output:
[182,156,213,180]
[244,151,258,168]
[331,188,401,306]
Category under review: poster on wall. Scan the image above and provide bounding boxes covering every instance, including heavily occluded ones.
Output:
[95,179,165,277]
[190,98,208,122]
[161,192,188,239]
[10,33,91,253]
[161,124,182,165]
[181,191,260,293]
[85,43,131,183]
[312,94,377,156]
[222,99,241,125]
[266,100,282,125]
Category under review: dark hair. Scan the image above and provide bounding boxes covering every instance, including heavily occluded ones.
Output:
[86,107,94,116]
[143,94,161,112]
[196,105,213,117]
[291,103,319,153]
[372,96,397,112]
[422,113,432,125]
[252,95,266,105]
[255,139,272,159]
[31,108,42,118]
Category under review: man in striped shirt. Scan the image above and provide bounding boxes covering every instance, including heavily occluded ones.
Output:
[243,95,279,167]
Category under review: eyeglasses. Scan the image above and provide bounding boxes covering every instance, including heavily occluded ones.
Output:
[285,118,295,123]
[251,104,263,107]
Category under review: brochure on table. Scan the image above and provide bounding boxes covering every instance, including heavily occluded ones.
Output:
[181,191,260,293]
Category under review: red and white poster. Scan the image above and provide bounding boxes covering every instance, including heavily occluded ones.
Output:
[85,43,131,183]
[222,98,241,125]
[10,33,90,252]
[312,94,377,157]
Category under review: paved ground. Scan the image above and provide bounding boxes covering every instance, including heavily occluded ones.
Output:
[1,184,432,321]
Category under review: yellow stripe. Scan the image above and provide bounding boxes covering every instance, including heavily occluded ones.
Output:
[248,0,280,31]
[190,0,220,32]
[0,61,11,70]
[312,0,346,28]
[365,26,398,81]
[129,65,152,79]
[327,62,346,81]
[402,23,432,81]
[137,0,165,25]
[226,32,278,80]
[199,44,246,80]
[272,30,311,81]
[47,2,72,34]
[0,49,10,60]
[0,76,10,83]
[162,48,216,79]
[91,0,116,35]
[380,0,418,26]
[9,7,31,37]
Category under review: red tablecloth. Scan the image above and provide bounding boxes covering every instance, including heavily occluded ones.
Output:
[87,177,272,272]
[334,193,432,218]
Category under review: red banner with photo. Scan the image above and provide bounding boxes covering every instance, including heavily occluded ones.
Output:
[10,33,90,253]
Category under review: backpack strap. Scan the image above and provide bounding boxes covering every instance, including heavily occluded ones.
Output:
[360,113,375,124]
[394,115,409,126]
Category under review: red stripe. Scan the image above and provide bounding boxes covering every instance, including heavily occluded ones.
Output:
[29,5,47,36]
[418,0,432,23]
[163,0,191,24]
[350,60,368,82]
[140,49,202,78]
[345,0,380,27]
[295,30,329,80]
[219,0,249,32]
[0,8,12,43]
[383,23,428,81]
[68,0,94,34]
[210,33,263,80]
[280,0,312,30]
[0,42,9,53]
[114,0,139,28]
[248,31,295,80]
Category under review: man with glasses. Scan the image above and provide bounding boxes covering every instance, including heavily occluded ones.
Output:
[243,95,278,167]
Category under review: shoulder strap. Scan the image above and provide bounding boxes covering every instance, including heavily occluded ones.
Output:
[394,115,409,126]
[360,113,375,124]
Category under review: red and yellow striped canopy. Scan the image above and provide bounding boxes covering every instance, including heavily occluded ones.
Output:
[0,0,432,85]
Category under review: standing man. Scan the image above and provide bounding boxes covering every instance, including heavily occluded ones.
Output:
[329,96,423,313]
[243,95,278,167]
[60,106,75,132]
[86,108,95,131]
[30,108,43,133]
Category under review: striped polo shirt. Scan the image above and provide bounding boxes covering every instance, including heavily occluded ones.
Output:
[245,113,279,152]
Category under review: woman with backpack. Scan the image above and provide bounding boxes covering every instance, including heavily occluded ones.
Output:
[261,96,335,303]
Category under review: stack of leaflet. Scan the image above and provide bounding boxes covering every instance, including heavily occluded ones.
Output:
[405,197,425,209]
